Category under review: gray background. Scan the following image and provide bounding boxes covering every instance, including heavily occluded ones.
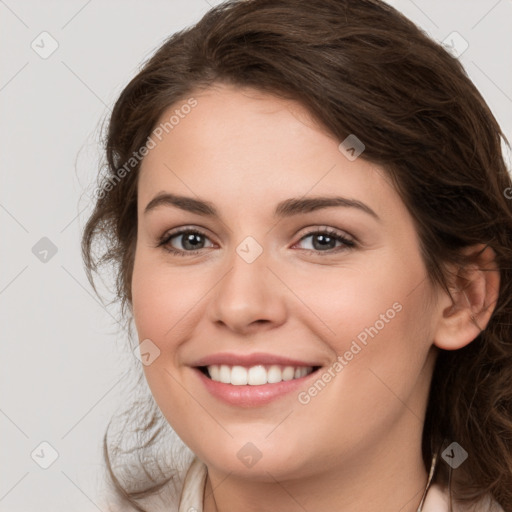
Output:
[1,0,511,510]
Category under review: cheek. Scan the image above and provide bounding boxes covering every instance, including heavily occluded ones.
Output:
[304,261,423,354]
[293,287,434,457]
[304,251,435,410]
[130,256,209,435]
[131,254,208,348]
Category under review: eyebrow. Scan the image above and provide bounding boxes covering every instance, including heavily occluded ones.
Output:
[144,192,380,220]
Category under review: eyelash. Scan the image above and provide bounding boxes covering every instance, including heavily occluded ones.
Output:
[156,226,356,257]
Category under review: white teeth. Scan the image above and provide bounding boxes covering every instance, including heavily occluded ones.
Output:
[206,364,315,385]
[231,365,248,385]
[248,365,267,385]
[209,365,220,381]
[267,365,283,384]
[282,366,295,381]
[219,365,231,384]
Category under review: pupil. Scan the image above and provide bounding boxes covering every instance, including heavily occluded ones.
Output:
[184,233,203,250]
[314,234,335,250]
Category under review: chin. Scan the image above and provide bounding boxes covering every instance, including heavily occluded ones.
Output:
[196,438,312,481]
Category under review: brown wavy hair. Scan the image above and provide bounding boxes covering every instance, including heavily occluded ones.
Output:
[81,0,512,510]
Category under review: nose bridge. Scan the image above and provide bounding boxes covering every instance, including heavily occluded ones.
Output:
[208,232,285,331]
[221,234,270,299]
[235,234,266,266]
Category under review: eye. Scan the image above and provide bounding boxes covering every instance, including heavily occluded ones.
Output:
[157,226,355,257]
[294,227,355,254]
[157,228,214,256]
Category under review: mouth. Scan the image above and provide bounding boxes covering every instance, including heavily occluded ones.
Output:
[190,352,324,406]
[197,364,322,386]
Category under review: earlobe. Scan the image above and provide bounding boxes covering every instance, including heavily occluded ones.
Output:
[433,244,500,351]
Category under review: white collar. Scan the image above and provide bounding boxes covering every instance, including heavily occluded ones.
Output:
[178,456,207,512]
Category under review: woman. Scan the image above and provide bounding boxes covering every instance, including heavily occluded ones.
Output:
[82,0,512,510]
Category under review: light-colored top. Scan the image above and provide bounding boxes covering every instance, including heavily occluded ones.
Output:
[177,456,505,512]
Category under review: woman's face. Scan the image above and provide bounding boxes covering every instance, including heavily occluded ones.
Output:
[132,83,442,481]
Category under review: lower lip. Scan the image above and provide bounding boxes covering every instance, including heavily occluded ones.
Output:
[193,368,320,407]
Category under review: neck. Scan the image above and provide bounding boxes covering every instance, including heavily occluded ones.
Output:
[203,417,429,512]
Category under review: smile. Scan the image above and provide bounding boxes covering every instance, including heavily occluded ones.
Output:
[199,364,317,385]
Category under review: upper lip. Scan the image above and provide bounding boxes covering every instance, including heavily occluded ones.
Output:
[191,352,322,368]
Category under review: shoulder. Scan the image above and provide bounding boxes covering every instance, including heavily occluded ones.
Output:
[423,483,505,512]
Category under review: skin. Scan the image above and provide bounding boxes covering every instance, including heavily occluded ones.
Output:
[131,82,499,512]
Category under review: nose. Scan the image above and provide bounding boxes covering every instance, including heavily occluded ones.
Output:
[207,242,287,335]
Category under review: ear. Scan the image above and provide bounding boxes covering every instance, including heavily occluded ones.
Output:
[433,244,500,351]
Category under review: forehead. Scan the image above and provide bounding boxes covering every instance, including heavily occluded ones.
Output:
[137,84,399,221]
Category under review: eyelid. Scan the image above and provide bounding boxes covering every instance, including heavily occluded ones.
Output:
[295,225,355,242]
[292,226,356,253]
[156,226,215,250]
